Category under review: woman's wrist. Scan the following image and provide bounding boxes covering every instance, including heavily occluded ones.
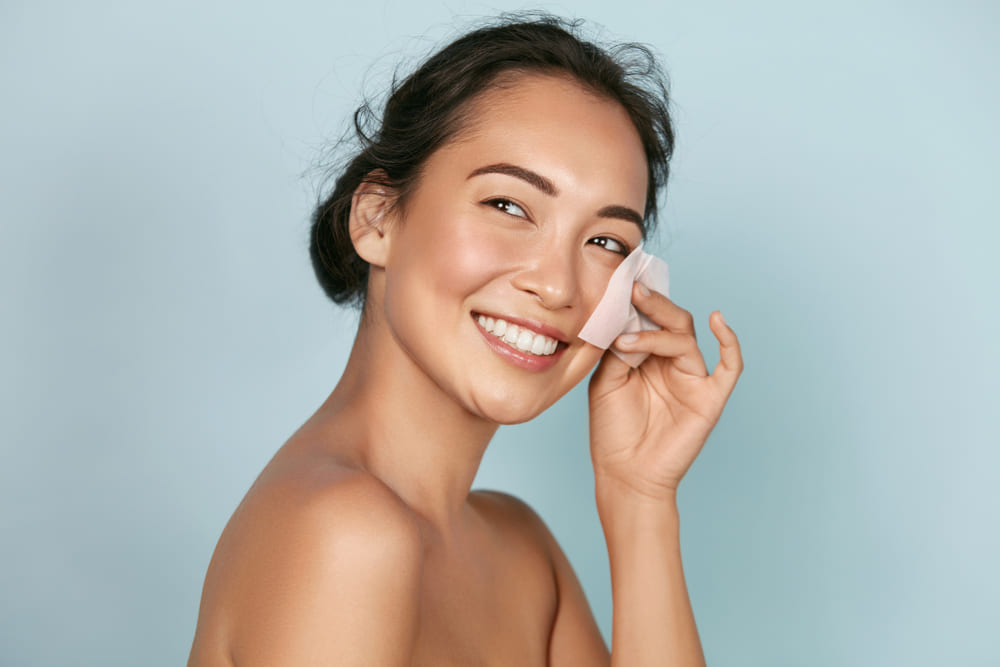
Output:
[595,468,679,508]
[594,471,680,534]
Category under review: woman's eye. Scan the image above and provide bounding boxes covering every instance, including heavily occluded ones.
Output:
[484,198,527,219]
[588,236,630,256]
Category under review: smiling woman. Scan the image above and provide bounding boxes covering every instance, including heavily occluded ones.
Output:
[188,13,742,666]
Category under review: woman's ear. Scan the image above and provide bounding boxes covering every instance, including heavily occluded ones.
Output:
[348,178,396,268]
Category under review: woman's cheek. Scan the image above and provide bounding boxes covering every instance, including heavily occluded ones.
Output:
[429,224,518,292]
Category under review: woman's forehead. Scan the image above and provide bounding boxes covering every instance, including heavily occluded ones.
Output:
[460,72,634,139]
[431,73,649,201]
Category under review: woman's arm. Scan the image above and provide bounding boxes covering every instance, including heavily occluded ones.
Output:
[597,479,702,666]
[542,483,703,667]
[588,283,743,666]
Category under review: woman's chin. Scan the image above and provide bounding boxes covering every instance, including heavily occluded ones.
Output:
[470,393,557,426]
[465,359,600,425]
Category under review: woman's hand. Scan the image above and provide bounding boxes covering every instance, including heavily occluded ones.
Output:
[588,283,744,502]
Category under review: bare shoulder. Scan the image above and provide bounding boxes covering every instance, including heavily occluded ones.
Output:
[270,460,424,550]
[190,459,423,667]
[470,490,610,666]
[469,489,552,540]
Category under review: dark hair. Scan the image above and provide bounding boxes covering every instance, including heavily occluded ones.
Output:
[310,13,674,309]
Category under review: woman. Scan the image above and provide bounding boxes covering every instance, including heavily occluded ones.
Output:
[189,15,742,666]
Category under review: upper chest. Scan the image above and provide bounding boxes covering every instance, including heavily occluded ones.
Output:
[409,504,558,665]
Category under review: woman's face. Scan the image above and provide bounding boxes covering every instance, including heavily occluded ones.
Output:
[377,73,649,424]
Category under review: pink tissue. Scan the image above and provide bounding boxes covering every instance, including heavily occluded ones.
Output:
[577,244,670,367]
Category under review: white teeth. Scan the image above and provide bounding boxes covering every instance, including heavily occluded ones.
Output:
[476,314,560,357]
[516,330,533,351]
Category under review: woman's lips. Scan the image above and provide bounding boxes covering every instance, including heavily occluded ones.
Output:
[475,314,560,356]
[472,313,567,371]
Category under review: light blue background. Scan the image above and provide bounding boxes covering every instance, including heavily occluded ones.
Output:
[2,1,997,665]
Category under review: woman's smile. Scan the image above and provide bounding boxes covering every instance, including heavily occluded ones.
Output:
[478,315,560,356]
[472,311,568,371]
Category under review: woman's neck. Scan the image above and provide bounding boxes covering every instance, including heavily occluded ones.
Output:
[306,307,499,536]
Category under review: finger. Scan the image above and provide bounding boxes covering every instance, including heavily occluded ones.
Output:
[613,328,709,377]
[631,282,696,338]
[588,344,634,395]
[707,311,744,393]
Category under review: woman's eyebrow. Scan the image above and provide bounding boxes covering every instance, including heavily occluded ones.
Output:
[468,163,557,195]
[597,204,644,227]
[468,162,644,228]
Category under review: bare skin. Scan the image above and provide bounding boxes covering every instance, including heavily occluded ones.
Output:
[189,73,742,666]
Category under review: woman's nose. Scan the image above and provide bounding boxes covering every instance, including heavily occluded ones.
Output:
[510,248,579,310]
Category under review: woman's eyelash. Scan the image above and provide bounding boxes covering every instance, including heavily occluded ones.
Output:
[589,236,630,256]
[482,199,629,256]
[483,198,528,219]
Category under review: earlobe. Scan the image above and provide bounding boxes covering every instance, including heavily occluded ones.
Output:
[348,181,395,268]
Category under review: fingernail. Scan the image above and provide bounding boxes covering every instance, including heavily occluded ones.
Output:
[719,312,729,327]
[617,333,639,346]
[637,283,650,297]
